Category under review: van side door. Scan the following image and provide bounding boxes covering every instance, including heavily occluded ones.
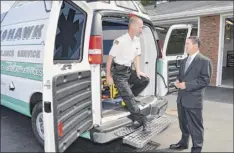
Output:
[157,24,192,97]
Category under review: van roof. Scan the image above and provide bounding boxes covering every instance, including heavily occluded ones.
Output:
[1,1,151,21]
[87,1,151,20]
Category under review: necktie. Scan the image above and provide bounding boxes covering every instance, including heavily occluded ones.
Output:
[185,56,192,72]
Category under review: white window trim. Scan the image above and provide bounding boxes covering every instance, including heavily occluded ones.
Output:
[197,17,200,37]
[216,13,234,87]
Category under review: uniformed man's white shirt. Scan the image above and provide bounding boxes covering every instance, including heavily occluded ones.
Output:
[109,33,141,67]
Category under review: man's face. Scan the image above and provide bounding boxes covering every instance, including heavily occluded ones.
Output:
[134,20,143,37]
[185,39,197,54]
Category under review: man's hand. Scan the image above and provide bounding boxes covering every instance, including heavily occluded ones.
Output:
[172,80,179,88]
[175,82,186,89]
[136,71,149,79]
[106,75,114,86]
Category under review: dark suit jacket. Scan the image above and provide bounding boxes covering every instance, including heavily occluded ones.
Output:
[177,53,213,109]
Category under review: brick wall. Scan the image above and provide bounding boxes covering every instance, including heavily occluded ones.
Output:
[199,15,220,86]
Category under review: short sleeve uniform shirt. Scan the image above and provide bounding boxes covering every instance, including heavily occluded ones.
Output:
[109,33,141,67]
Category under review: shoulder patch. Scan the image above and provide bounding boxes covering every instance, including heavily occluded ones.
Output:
[114,40,119,45]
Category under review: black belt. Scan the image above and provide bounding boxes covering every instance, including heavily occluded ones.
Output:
[112,62,132,70]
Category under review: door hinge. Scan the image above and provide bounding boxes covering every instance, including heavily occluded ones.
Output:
[44,101,51,113]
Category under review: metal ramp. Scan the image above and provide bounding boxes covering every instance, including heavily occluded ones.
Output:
[123,115,175,148]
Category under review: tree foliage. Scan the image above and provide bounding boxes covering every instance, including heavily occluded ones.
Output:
[140,0,154,6]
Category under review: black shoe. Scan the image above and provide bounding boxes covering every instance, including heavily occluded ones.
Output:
[191,147,202,153]
[131,122,141,129]
[169,143,188,150]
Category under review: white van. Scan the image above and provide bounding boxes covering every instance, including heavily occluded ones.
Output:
[1,1,192,152]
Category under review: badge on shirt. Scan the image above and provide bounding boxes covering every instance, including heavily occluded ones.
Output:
[114,40,119,45]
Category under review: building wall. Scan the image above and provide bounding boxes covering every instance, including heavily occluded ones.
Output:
[199,15,220,86]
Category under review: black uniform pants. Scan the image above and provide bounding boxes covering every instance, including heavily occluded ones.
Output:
[111,63,149,125]
[177,103,204,153]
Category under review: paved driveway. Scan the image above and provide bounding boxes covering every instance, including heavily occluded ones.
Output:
[153,90,233,152]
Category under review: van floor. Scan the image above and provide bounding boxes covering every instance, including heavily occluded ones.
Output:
[102,105,128,118]
[101,95,155,118]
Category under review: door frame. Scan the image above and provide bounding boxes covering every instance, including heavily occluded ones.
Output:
[216,13,233,86]
[42,1,94,152]
[157,24,192,97]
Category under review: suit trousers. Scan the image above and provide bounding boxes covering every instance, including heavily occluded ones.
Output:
[177,102,204,153]
[111,63,149,125]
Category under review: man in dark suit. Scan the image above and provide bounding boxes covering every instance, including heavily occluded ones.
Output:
[169,36,212,153]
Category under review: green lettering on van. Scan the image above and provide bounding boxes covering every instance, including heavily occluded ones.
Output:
[1,61,42,81]
[1,24,44,41]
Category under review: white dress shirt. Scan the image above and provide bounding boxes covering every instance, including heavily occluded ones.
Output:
[186,50,200,69]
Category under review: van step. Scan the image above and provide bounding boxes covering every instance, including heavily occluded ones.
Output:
[123,115,174,148]
[114,126,136,137]
[95,117,132,133]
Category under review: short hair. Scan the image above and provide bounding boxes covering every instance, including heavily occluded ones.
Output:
[188,36,201,48]
[128,16,141,28]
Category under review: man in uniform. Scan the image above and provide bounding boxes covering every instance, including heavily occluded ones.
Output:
[106,16,150,132]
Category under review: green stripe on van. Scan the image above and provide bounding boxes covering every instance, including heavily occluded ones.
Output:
[157,60,163,74]
[1,94,31,117]
[1,61,42,81]
[80,131,91,139]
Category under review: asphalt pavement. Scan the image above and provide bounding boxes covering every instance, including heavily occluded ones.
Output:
[155,87,233,152]
[1,86,233,152]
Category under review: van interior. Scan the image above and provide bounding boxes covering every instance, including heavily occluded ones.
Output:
[100,18,158,121]
[52,0,160,135]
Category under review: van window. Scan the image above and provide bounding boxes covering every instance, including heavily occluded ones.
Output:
[166,29,188,56]
[54,1,87,62]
